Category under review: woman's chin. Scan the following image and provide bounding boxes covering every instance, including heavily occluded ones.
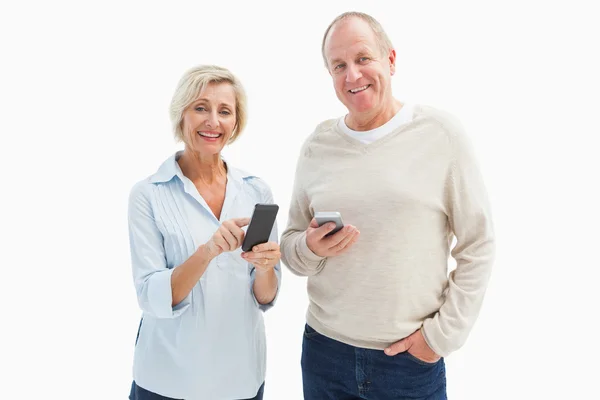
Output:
[190,142,225,156]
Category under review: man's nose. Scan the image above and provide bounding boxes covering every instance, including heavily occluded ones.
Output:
[346,64,362,83]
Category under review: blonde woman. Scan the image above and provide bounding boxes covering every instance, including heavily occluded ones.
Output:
[128,65,281,400]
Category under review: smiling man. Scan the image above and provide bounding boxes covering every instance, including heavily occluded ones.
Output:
[280,11,496,400]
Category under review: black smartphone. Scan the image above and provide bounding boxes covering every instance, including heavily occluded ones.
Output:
[241,203,279,252]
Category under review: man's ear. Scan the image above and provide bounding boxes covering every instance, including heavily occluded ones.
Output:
[388,48,397,75]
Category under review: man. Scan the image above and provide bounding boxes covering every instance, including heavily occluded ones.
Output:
[280,11,495,400]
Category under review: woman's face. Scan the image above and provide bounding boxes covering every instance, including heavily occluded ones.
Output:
[181,82,237,156]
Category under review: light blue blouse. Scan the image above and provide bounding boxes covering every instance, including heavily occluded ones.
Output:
[128,151,281,399]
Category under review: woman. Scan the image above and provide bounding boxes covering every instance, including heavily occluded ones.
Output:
[127,65,281,400]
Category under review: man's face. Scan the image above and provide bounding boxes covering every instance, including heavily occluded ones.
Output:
[324,17,396,116]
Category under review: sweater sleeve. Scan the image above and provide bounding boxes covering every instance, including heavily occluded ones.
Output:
[280,138,327,276]
[421,121,496,357]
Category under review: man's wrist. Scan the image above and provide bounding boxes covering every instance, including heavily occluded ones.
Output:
[300,232,326,261]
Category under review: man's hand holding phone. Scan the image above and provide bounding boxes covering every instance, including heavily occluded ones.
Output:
[306,216,360,257]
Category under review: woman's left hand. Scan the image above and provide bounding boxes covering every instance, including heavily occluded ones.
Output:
[241,241,280,273]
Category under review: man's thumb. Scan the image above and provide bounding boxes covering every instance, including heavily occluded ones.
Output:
[384,337,410,356]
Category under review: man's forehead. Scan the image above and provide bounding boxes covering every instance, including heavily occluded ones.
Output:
[325,19,377,58]
[326,40,376,61]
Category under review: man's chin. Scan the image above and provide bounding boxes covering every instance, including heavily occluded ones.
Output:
[347,102,376,115]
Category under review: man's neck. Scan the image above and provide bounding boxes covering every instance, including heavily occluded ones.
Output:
[346,98,403,131]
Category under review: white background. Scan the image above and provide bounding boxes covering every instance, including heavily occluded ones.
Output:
[1,1,599,399]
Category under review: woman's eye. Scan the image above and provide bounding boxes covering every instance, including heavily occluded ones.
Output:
[220,110,231,115]
[195,107,206,112]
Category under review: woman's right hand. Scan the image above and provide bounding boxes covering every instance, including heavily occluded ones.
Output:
[205,217,250,259]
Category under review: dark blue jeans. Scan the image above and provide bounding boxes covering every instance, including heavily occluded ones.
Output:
[301,324,446,400]
[128,381,264,400]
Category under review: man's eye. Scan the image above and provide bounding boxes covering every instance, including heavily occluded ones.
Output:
[334,63,345,70]
[359,57,369,62]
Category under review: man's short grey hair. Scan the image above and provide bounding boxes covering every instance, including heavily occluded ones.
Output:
[169,65,247,145]
[321,11,394,68]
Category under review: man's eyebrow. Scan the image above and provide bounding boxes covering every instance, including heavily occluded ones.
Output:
[329,48,373,64]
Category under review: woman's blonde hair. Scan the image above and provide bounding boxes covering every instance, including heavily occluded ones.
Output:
[169,65,247,144]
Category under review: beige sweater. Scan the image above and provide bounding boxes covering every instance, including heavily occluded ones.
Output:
[280,105,495,357]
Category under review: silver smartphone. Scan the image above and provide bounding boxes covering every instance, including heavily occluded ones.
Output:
[314,211,344,237]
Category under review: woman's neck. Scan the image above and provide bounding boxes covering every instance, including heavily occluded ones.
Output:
[177,148,227,185]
